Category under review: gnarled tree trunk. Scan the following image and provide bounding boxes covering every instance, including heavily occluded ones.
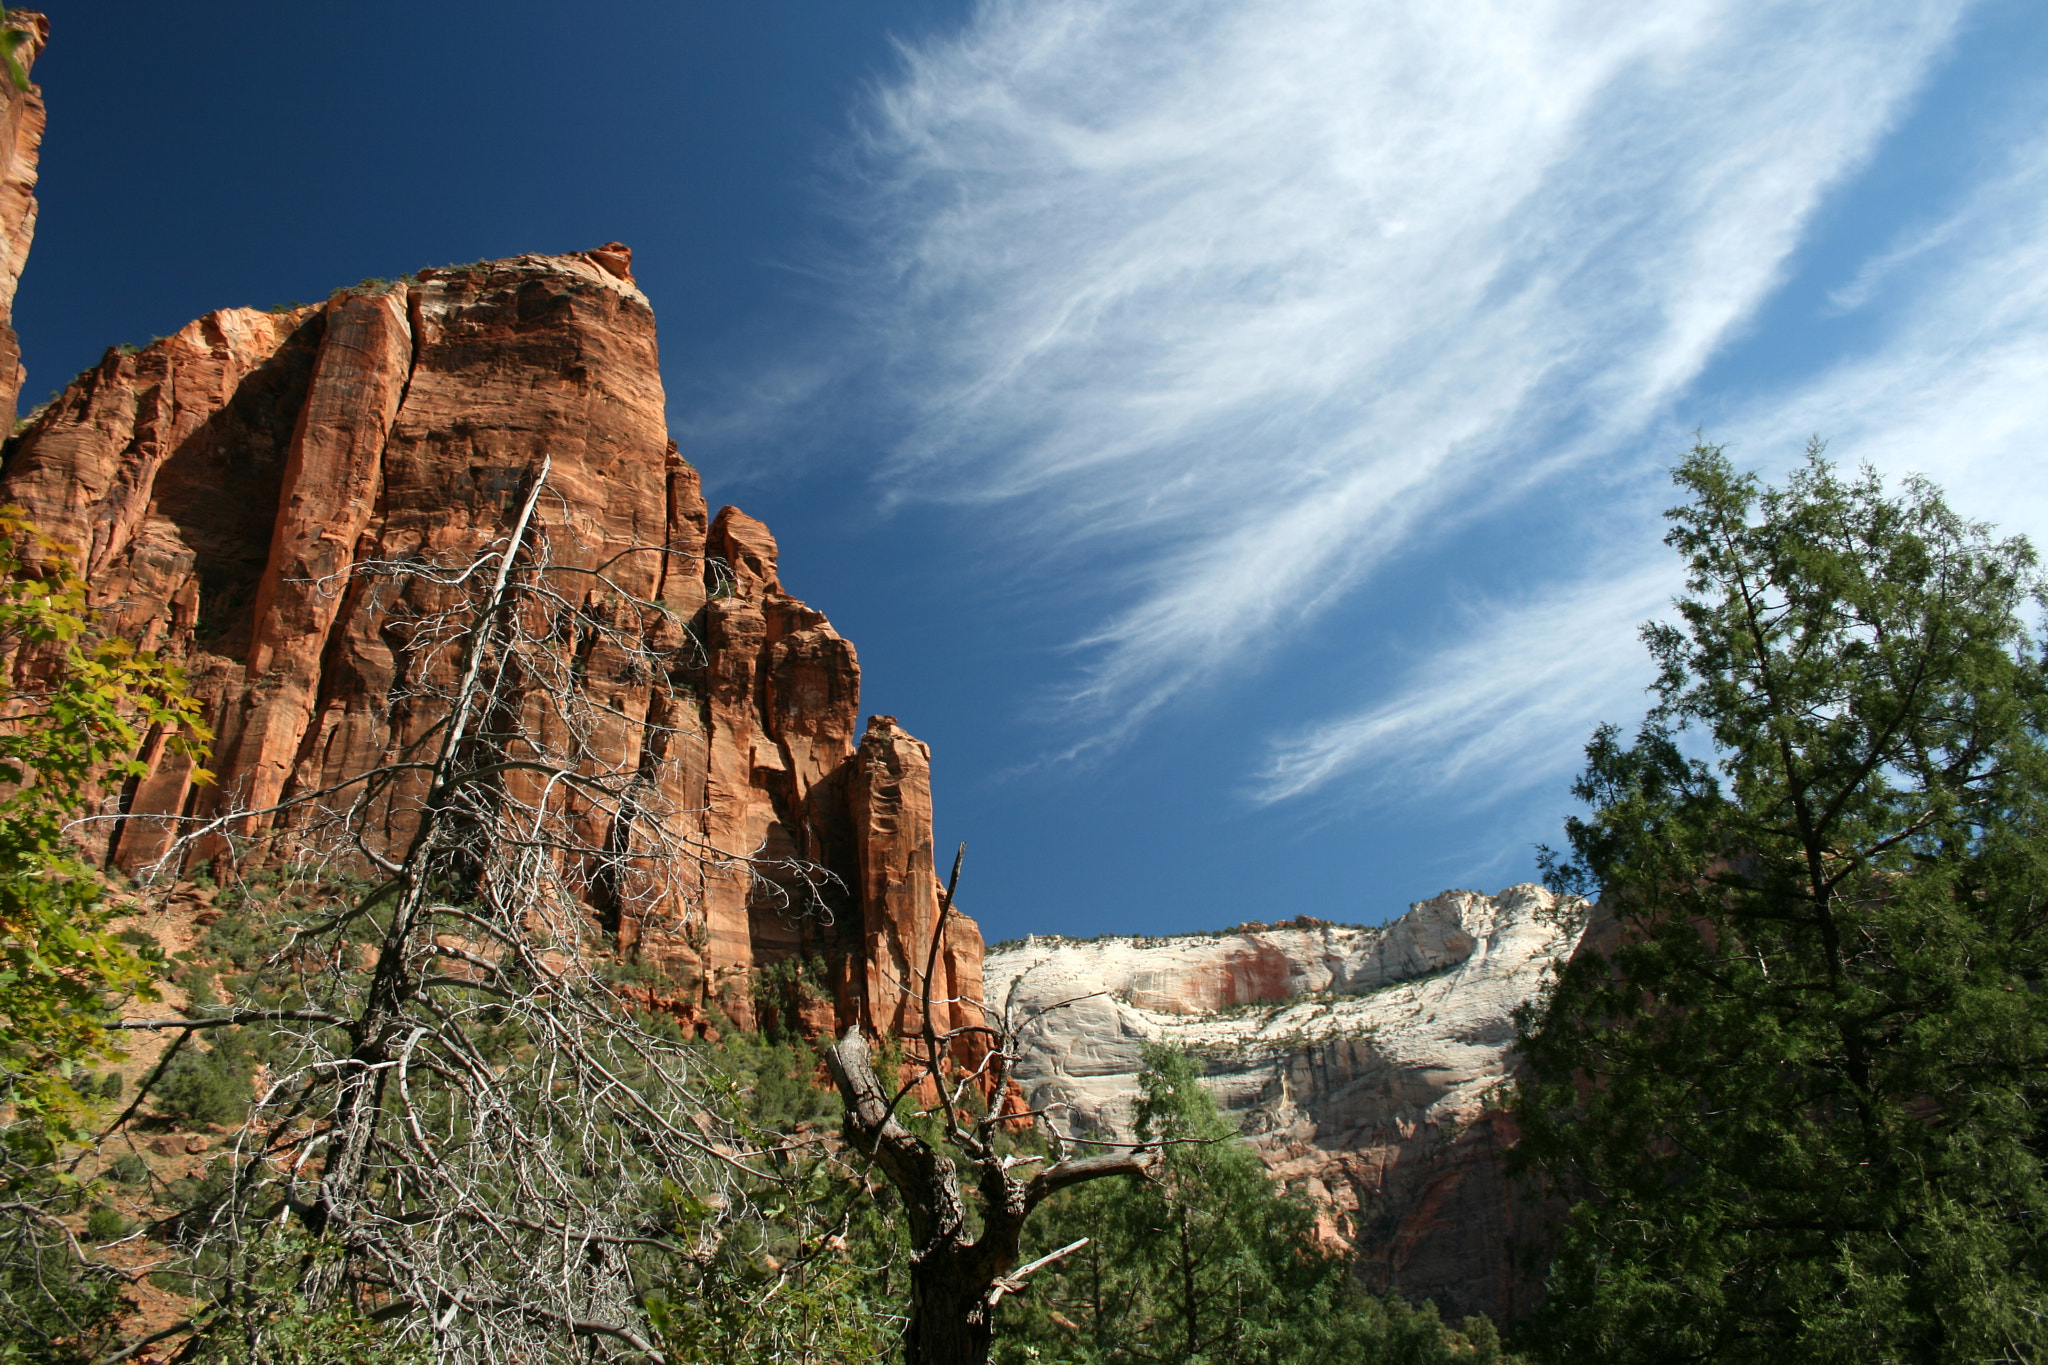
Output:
[825,1025,1156,1365]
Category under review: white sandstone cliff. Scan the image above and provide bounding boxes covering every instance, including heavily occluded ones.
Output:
[984,884,1585,1323]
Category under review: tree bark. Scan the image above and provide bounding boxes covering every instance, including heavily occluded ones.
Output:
[823,1026,1156,1365]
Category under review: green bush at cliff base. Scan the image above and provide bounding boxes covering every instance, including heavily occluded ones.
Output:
[996,1045,1512,1365]
[81,1206,126,1242]
[0,1215,127,1365]
[179,1228,426,1365]
[1512,443,2048,1364]
[152,1043,256,1128]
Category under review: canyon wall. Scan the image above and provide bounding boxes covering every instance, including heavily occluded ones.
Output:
[0,243,980,1042]
[0,10,45,427]
[985,885,1586,1325]
[0,30,1564,1318]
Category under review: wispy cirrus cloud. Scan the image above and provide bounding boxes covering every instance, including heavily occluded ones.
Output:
[1252,556,1672,806]
[1731,124,2048,543]
[833,0,1967,739]
[1261,117,2048,809]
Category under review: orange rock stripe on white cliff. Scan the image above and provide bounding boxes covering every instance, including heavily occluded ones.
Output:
[984,885,1588,1326]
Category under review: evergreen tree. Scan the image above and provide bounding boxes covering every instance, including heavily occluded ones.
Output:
[1512,442,2048,1363]
[998,1045,1506,1365]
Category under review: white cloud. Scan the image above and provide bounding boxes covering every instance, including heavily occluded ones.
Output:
[1260,120,2048,808]
[1252,554,1672,806]
[1734,127,2048,546]
[840,0,1966,733]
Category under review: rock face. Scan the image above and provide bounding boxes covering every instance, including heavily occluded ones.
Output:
[0,10,46,427]
[984,885,1586,1324]
[0,245,981,1042]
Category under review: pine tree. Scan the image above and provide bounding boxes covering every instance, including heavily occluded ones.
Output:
[998,1045,1506,1365]
[1512,442,2048,1363]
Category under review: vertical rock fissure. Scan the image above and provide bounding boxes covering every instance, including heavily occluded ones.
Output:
[4,245,993,1076]
[202,287,414,844]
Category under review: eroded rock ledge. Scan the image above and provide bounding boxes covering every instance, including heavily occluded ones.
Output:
[985,884,1587,1324]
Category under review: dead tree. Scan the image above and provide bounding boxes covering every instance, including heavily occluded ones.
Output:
[823,851,1159,1365]
[93,458,846,1362]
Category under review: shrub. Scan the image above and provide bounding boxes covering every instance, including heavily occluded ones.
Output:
[164,1159,233,1212]
[83,1206,127,1242]
[153,1047,252,1127]
[0,1207,126,1362]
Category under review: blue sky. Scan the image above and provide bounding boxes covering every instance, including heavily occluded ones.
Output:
[22,1,2048,944]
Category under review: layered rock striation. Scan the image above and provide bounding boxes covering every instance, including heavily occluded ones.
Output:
[0,244,979,1041]
[984,885,1586,1325]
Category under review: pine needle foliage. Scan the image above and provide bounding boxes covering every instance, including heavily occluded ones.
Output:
[998,1045,1510,1365]
[1512,442,2048,1364]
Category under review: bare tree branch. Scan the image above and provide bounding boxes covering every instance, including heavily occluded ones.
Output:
[51,456,862,1363]
[823,846,1162,1365]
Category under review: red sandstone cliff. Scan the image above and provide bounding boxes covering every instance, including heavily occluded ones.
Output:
[0,244,980,1044]
[0,10,45,427]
